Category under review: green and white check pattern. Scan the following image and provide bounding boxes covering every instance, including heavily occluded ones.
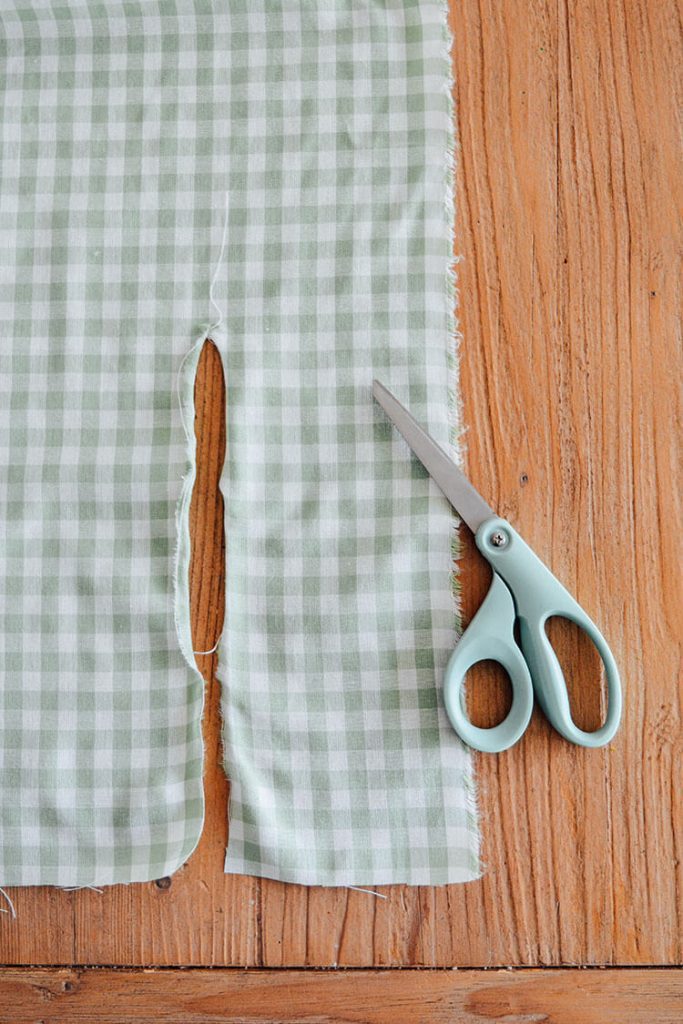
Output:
[0,0,480,887]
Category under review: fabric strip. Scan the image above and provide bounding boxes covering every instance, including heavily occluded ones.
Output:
[214,2,480,885]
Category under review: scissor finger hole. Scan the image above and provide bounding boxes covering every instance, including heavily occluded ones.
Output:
[544,616,607,732]
[464,660,513,729]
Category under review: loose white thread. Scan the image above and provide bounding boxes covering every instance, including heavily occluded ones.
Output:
[206,188,230,338]
[193,637,221,657]
[346,885,387,899]
[175,190,230,659]
[175,192,230,443]
[60,885,104,893]
[0,887,16,918]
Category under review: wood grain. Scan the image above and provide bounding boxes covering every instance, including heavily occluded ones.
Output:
[0,0,680,971]
[0,967,682,1023]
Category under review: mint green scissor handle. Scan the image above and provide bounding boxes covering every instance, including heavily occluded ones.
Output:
[443,516,622,753]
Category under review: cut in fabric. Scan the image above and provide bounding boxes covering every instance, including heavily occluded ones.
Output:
[0,0,480,887]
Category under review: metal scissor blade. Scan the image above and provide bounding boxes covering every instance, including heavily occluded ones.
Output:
[372,380,495,534]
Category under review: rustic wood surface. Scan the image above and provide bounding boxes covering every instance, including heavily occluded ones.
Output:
[0,968,681,1024]
[0,0,679,988]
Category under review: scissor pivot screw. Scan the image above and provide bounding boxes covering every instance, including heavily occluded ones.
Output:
[490,530,508,548]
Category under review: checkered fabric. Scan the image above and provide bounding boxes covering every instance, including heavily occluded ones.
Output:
[0,0,480,887]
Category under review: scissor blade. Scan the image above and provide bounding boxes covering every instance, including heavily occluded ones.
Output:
[372,380,495,534]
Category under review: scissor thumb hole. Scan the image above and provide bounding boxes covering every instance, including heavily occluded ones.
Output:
[443,637,534,754]
[457,659,513,729]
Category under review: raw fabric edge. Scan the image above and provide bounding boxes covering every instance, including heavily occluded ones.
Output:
[442,0,483,876]
[167,330,211,877]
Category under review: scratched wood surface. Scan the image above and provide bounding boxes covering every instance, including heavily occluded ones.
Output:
[0,0,680,972]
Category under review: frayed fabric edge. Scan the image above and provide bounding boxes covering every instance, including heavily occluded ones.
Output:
[441,0,483,878]
[173,332,210,670]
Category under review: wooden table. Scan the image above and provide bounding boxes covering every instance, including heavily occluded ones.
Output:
[1,2,680,1019]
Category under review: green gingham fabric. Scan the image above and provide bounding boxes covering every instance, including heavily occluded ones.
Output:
[0,0,480,887]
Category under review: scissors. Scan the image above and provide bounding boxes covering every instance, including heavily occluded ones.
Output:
[373,380,622,753]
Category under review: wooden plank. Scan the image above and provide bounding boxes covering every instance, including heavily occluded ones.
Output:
[0,0,679,967]
[0,967,681,1023]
